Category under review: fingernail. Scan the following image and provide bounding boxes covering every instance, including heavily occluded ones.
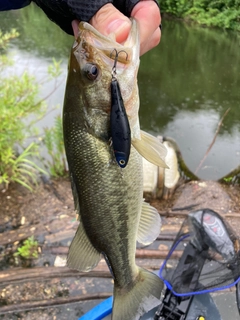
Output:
[107,19,131,35]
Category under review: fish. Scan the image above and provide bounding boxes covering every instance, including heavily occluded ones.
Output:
[63,18,167,320]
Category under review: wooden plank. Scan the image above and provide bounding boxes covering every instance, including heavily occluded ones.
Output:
[42,246,181,260]
[0,217,76,246]
[159,210,240,219]
[0,248,182,285]
[0,266,110,285]
[0,292,112,314]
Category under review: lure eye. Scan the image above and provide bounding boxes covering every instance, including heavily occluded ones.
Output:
[84,63,99,80]
[114,152,128,168]
[119,159,126,166]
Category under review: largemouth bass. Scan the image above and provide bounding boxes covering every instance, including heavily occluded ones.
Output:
[63,19,167,320]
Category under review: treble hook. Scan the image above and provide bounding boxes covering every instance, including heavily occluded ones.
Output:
[110,49,128,79]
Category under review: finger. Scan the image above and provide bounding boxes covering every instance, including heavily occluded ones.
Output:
[140,27,161,56]
[72,19,80,39]
[131,1,161,55]
[89,3,131,44]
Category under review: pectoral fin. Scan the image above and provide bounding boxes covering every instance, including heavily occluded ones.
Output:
[132,130,168,168]
[137,201,162,245]
[67,222,101,272]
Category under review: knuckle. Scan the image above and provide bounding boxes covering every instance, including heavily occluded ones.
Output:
[90,3,113,25]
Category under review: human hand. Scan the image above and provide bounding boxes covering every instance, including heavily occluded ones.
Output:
[72,1,161,56]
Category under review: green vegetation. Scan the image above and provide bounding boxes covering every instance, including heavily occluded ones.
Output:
[0,29,47,190]
[14,236,39,259]
[219,165,240,184]
[223,176,233,182]
[43,115,68,178]
[159,0,240,31]
[0,29,64,190]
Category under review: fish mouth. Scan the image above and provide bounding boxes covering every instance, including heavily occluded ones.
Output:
[76,18,140,66]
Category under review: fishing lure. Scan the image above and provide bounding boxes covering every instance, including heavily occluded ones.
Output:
[110,49,131,168]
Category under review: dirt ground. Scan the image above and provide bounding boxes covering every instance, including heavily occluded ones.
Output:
[0,177,240,319]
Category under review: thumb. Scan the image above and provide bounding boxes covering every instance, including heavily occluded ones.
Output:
[89,3,131,43]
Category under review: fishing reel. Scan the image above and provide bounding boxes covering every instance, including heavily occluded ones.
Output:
[154,287,194,320]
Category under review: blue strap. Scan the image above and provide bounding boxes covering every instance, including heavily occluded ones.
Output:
[78,296,113,320]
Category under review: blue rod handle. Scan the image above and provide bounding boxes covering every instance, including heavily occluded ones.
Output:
[78,296,113,320]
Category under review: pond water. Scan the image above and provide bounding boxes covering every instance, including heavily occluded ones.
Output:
[0,4,240,180]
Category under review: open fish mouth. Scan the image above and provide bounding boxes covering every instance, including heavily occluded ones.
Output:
[73,20,137,67]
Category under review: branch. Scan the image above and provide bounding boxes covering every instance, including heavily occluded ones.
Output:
[195,108,231,174]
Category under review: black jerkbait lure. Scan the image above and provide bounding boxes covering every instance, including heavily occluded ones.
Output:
[110,50,131,168]
[110,78,131,168]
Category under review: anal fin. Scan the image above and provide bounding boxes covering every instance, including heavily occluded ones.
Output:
[132,130,168,168]
[67,222,101,272]
[137,201,162,245]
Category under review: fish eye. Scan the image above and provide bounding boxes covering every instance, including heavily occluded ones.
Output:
[84,63,99,80]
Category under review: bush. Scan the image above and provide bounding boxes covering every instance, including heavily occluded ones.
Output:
[14,236,39,259]
[160,0,192,16]
[159,0,240,31]
[43,115,68,177]
[0,29,46,190]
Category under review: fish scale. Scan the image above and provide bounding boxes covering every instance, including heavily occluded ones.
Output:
[64,113,142,287]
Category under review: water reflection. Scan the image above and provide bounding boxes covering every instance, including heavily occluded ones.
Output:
[163,110,240,180]
[138,19,240,179]
[0,4,73,58]
[0,5,239,179]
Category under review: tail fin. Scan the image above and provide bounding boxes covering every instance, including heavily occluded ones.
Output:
[112,267,164,320]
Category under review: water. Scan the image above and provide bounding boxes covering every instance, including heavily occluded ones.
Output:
[0,5,239,180]
[138,20,240,180]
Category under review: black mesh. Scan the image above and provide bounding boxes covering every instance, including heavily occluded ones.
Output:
[160,209,240,295]
[33,0,159,35]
